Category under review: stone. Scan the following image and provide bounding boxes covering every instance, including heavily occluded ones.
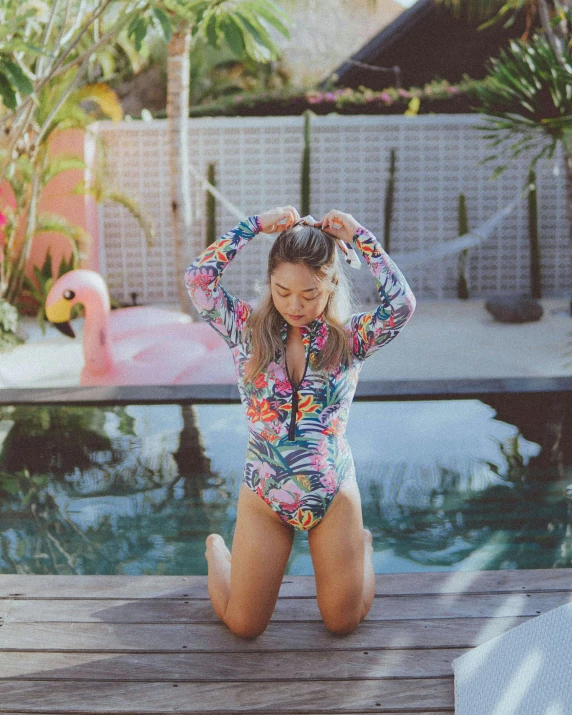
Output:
[484,293,544,323]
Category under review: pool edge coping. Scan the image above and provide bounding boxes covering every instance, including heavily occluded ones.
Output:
[1,376,571,405]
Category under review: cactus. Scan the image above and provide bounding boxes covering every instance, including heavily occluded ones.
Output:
[206,162,216,249]
[457,193,470,299]
[383,148,396,252]
[528,168,542,299]
[300,110,312,216]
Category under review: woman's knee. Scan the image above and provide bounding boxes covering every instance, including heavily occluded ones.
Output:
[225,611,270,639]
[322,608,362,635]
[318,589,364,635]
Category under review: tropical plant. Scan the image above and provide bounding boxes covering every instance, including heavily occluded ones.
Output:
[457,193,470,299]
[0,68,155,317]
[0,0,157,177]
[0,0,292,322]
[205,162,217,248]
[0,0,165,321]
[527,167,542,298]
[470,34,572,180]
[383,148,396,253]
[0,296,23,351]
[184,77,477,117]
[21,247,80,333]
[433,0,572,251]
[300,109,312,216]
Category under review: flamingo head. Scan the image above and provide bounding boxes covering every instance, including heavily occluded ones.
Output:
[46,269,110,339]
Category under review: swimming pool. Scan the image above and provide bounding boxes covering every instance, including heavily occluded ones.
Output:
[1,397,571,575]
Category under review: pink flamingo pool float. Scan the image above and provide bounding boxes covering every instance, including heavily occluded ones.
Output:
[45,270,236,385]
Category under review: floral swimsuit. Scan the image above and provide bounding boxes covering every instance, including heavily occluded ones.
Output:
[184,216,416,530]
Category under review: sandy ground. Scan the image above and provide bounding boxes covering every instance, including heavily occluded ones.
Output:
[1,297,571,389]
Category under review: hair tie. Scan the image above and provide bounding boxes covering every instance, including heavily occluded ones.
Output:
[294,216,361,270]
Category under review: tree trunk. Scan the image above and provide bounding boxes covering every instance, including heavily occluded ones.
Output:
[166,26,199,318]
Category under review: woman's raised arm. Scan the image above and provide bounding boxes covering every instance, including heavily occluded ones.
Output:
[321,209,416,361]
[349,225,416,360]
[184,206,299,349]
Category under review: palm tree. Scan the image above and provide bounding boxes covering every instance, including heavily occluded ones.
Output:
[159,1,291,314]
[433,0,572,255]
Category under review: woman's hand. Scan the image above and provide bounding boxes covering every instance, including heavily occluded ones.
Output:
[257,206,300,234]
[318,210,361,243]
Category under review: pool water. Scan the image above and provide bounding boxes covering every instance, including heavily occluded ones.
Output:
[0,398,571,575]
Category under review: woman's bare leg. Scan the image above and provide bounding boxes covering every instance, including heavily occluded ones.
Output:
[308,479,375,634]
[205,483,295,638]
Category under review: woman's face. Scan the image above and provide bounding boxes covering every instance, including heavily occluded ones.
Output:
[270,262,330,328]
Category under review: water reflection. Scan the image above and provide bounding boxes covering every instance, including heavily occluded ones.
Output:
[0,398,571,576]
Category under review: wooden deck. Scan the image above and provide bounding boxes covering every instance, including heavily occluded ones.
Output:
[0,568,571,714]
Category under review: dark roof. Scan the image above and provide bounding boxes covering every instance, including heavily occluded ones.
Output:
[322,0,542,89]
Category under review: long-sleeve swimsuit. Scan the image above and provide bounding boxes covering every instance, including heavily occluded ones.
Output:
[184,217,416,531]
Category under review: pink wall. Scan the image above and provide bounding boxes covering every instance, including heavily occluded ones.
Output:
[31,127,99,275]
[1,127,99,297]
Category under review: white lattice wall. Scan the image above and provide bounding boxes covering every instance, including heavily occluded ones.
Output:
[93,114,572,307]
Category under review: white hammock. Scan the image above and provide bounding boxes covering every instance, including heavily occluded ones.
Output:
[190,160,528,265]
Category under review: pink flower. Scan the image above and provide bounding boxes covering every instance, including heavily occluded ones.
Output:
[320,468,337,494]
[235,301,249,330]
[315,334,327,351]
[0,211,7,229]
[380,92,392,105]
[310,453,327,471]
[274,378,291,394]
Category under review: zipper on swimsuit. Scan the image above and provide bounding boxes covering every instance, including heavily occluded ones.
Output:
[284,344,311,442]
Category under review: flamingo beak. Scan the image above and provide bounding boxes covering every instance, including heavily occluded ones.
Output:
[52,321,75,338]
[46,298,75,339]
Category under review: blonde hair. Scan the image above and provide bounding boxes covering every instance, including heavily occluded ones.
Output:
[242,223,360,385]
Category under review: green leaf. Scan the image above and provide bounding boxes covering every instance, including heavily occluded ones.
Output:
[246,0,291,39]
[233,10,276,62]
[35,212,92,264]
[204,11,220,48]
[128,17,148,53]
[152,8,172,41]
[0,71,16,110]
[220,15,246,57]
[0,58,33,96]
[41,155,86,187]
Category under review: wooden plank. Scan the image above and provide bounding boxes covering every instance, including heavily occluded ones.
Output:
[0,678,455,712]
[0,617,536,651]
[4,591,571,623]
[0,649,466,680]
[0,568,571,599]
[0,712,457,715]
[0,576,207,600]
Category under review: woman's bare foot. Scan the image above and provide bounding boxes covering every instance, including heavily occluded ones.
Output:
[205,534,232,623]
[360,528,375,623]
[205,533,231,564]
[363,528,373,551]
